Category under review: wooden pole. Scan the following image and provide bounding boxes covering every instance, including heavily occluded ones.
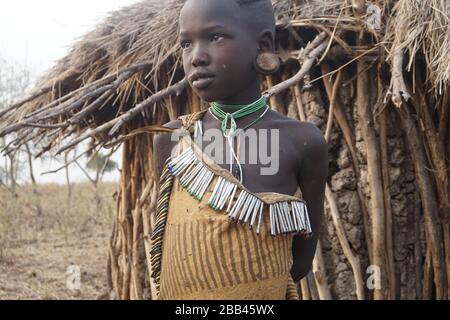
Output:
[356,61,388,299]
[396,103,447,299]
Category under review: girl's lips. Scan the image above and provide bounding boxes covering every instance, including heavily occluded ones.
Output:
[192,76,214,89]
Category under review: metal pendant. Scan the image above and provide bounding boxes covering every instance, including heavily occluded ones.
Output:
[167,146,314,238]
[231,163,241,180]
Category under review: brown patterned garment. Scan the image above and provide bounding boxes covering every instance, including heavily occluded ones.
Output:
[153,111,305,300]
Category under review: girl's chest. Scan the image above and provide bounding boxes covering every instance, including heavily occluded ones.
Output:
[196,134,301,196]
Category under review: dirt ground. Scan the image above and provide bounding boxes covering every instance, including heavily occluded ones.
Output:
[0,182,118,300]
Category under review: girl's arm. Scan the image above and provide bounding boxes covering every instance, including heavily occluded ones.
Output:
[153,119,182,191]
[291,123,328,282]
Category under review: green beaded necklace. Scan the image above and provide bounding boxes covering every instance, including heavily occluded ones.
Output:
[209,95,268,137]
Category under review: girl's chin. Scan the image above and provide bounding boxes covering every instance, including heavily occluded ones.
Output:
[191,85,235,103]
[192,90,221,103]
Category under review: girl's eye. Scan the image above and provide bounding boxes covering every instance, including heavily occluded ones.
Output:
[180,41,191,49]
[211,34,224,42]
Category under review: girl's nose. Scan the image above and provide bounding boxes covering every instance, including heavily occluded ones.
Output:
[191,44,210,67]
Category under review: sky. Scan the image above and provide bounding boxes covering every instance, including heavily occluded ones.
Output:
[0,0,141,184]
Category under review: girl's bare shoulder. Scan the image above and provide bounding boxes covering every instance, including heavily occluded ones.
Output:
[153,119,183,177]
[266,109,326,146]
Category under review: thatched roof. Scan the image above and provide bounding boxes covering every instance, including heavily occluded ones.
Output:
[386,0,450,94]
[0,0,448,157]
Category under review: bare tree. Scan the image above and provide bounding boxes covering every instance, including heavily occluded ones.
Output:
[75,148,118,189]
[73,145,118,212]
[0,57,31,195]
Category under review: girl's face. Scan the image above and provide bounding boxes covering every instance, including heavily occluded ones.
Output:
[179,0,261,104]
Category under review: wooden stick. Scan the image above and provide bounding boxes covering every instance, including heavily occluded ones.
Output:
[264,32,328,98]
[68,89,114,125]
[0,64,150,139]
[0,86,52,119]
[266,75,283,113]
[54,78,187,155]
[411,76,450,299]
[300,278,310,300]
[120,141,132,300]
[386,49,410,108]
[414,190,423,299]
[438,85,449,147]
[356,59,388,299]
[396,103,447,299]
[108,78,187,135]
[1,129,32,155]
[321,63,373,264]
[108,212,121,299]
[40,142,102,175]
[321,81,365,299]
[34,63,151,119]
[378,68,396,299]
[103,125,175,149]
[325,183,365,299]
[325,58,364,300]
[144,182,158,300]
[324,70,342,141]
[410,79,450,298]
[422,248,433,300]
[293,83,306,121]
[131,180,144,298]
[379,102,396,300]
[312,240,332,299]
[306,272,320,300]
[0,71,134,138]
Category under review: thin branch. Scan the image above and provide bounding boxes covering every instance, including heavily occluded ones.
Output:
[311,23,354,56]
[385,49,410,108]
[22,123,68,129]
[25,63,150,120]
[310,43,382,85]
[317,5,346,64]
[54,77,188,155]
[103,125,176,149]
[0,86,52,119]
[68,89,115,125]
[264,32,329,97]
[99,145,119,183]
[108,77,188,135]
[40,142,102,175]
[1,129,31,154]
[38,70,132,122]
[325,184,365,299]
[74,159,96,185]
[0,66,146,138]
[325,70,342,141]
[34,128,77,159]
[438,85,449,145]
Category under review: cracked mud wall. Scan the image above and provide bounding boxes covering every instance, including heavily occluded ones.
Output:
[298,76,422,299]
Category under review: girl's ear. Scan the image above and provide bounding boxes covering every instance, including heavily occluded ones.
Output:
[257,29,275,53]
[253,29,279,75]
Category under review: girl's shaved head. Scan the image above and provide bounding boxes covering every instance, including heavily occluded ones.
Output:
[182,0,275,43]
[234,0,276,42]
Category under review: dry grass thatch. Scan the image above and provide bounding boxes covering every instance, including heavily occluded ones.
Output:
[0,0,447,157]
[385,0,450,94]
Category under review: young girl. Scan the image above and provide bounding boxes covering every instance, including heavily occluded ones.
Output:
[151,0,328,300]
